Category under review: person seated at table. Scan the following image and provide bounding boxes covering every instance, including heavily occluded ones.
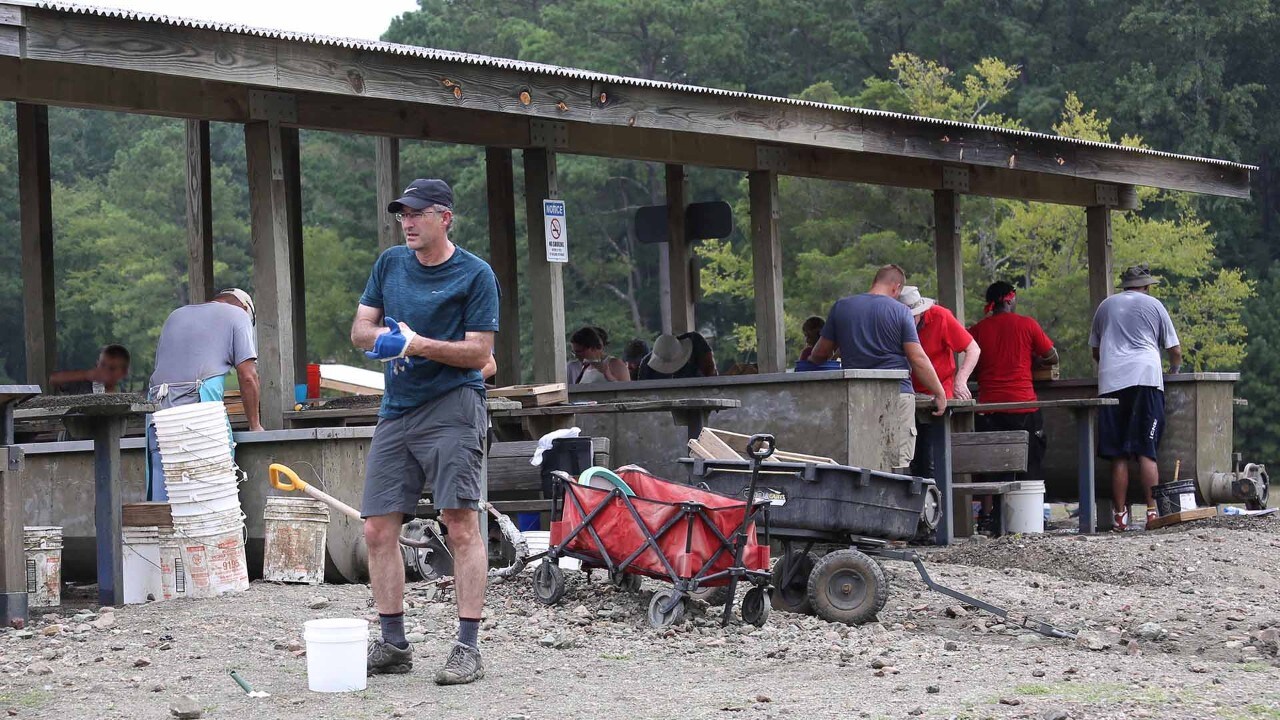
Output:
[967,281,1058,530]
[566,326,628,384]
[799,316,825,363]
[49,344,131,394]
[621,338,650,380]
[638,332,718,380]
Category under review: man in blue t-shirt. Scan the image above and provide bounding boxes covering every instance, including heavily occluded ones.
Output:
[352,178,499,685]
[809,264,946,470]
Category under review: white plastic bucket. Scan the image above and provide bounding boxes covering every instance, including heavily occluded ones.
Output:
[167,481,242,518]
[158,527,186,600]
[174,509,249,598]
[1002,480,1047,534]
[303,619,369,692]
[522,531,579,571]
[122,526,163,604]
[23,526,63,608]
[263,496,330,584]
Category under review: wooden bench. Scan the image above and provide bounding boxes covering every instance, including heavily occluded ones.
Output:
[949,431,1028,538]
[950,481,1024,536]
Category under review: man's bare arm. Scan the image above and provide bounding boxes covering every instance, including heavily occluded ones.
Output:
[1092,346,1100,363]
[407,330,495,371]
[905,342,947,416]
[954,340,981,400]
[235,358,264,432]
[481,355,497,381]
[1167,345,1183,374]
[809,337,838,364]
[351,304,387,351]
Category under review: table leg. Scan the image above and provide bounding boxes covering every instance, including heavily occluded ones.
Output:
[93,418,126,606]
[1,446,27,628]
[671,410,711,441]
[929,411,954,546]
[1075,408,1097,535]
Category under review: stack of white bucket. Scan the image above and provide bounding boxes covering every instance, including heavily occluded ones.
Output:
[152,401,249,598]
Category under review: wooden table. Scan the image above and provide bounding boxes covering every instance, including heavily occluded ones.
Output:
[1,386,40,628]
[487,398,742,442]
[14,401,156,606]
[951,398,1118,536]
[283,397,522,429]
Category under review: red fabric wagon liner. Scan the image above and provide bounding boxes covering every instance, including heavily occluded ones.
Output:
[550,467,769,584]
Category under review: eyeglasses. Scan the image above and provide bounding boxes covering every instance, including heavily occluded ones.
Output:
[395,210,446,222]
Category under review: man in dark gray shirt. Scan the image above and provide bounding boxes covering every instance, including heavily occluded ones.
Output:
[810,264,946,470]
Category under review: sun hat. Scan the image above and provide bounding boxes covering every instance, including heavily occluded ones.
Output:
[646,334,693,375]
[215,288,256,325]
[898,286,936,317]
[1120,264,1160,289]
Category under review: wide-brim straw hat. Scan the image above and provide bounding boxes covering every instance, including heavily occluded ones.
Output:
[646,334,693,375]
[898,285,936,317]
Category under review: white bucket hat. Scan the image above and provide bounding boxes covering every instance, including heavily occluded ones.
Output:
[646,334,693,375]
[898,286,935,317]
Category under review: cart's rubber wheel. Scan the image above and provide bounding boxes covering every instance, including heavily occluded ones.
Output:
[689,585,732,607]
[646,589,687,628]
[741,587,771,627]
[611,570,642,593]
[806,548,888,626]
[918,484,942,532]
[771,551,818,614]
[532,561,567,606]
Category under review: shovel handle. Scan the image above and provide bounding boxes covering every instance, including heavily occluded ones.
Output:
[268,463,309,492]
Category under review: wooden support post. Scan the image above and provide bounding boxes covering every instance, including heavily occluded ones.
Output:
[1076,408,1098,535]
[749,170,785,374]
[281,127,307,383]
[245,121,297,430]
[933,189,964,321]
[18,103,54,389]
[666,164,695,335]
[486,148,521,386]
[376,137,401,253]
[185,119,214,304]
[1086,205,1113,313]
[92,417,126,606]
[522,149,567,384]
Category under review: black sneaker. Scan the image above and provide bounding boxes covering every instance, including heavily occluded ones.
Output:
[434,642,484,685]
[367,638,413,675]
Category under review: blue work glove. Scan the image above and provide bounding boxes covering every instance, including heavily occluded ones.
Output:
[365,317,418,362]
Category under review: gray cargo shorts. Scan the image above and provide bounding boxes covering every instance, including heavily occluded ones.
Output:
[361,385,486,518]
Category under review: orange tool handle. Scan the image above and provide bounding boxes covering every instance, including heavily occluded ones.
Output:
[268,463,309,493]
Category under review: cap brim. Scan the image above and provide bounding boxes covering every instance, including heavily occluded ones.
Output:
[387,196,432,213]
[910,298,935,317]
[1123,278,1159,288]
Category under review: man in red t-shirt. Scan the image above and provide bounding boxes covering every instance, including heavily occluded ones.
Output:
[967,281,1059,529]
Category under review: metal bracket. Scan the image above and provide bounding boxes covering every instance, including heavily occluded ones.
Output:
[3,446,21,472]
[755,145,790,173]
[1095,183,1119,207]
[941,166,970,192]
[529,119,568,149]
[248,90,297,124]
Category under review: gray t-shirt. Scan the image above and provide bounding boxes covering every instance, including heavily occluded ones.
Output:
[820,293,919,393]
[1089,291,1179,394]
[150,302,257,405]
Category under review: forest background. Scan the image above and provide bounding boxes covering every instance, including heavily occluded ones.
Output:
[2,0,1279,461]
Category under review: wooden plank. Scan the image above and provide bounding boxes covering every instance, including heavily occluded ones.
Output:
[0,5,26,26]
[1145,506,1217,530]
[0,25,20,58]
[282,126,307,382]
[245,120,297,430]
[522,148,566,384]
[934,189,964,321]
[486,383,567,407]
[0,448,24,605]
[706,427,836,464]
[686,438,716,461]
[185,119,214,303]
[122,502,173,527]
[486,148,521,386]
[749,170,786,374]
[375,136,400,253]
[17,102,54,389]
[1087,205,1113,315]
[951,431,1028,475]
[694,429,743,461]
[950,481,1023,495]
[666,164,695,335]
[13,8,1251,198]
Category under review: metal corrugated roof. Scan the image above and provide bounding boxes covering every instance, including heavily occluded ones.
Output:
[21,0,1258,172]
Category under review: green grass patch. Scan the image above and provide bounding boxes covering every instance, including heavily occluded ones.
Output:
[0,690,52,709]
[1014,683,1054,696]
[599,652,632,660]
[1240,662,1273,673]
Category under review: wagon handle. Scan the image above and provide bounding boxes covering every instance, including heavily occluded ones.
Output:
[746,434,775,460]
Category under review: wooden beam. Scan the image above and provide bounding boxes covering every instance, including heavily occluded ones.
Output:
[281,126,307,383]
[1087,205,1114,314]
[375,136,400,253]
[933,189,964,322]
[245,120,296,430]
[14,8,1252,198]
[486,148,521,386]
[522,149,566,384]
[666,164,695,335]
[0,58,1179,207]
[749,170,785,374]
[185,119,214,303]
[17,102,53,388]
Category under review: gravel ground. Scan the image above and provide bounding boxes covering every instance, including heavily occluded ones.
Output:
[2,515,1278,720]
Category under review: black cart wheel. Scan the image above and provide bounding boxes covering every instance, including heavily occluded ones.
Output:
[741,587,771,627]
[806,549,888,626]
[689,586,732,607]
[771,551,818,614]
[611,570,643,593]
[646,589,687,628]
[532,561,567,605]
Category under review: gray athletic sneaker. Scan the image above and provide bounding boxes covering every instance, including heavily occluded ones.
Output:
[434,642,484,685]
[367,639,413,675]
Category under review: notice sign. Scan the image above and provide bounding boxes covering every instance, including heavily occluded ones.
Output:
[543,200,568,263]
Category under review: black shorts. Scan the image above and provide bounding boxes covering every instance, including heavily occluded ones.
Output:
[1098,386,1164,461]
